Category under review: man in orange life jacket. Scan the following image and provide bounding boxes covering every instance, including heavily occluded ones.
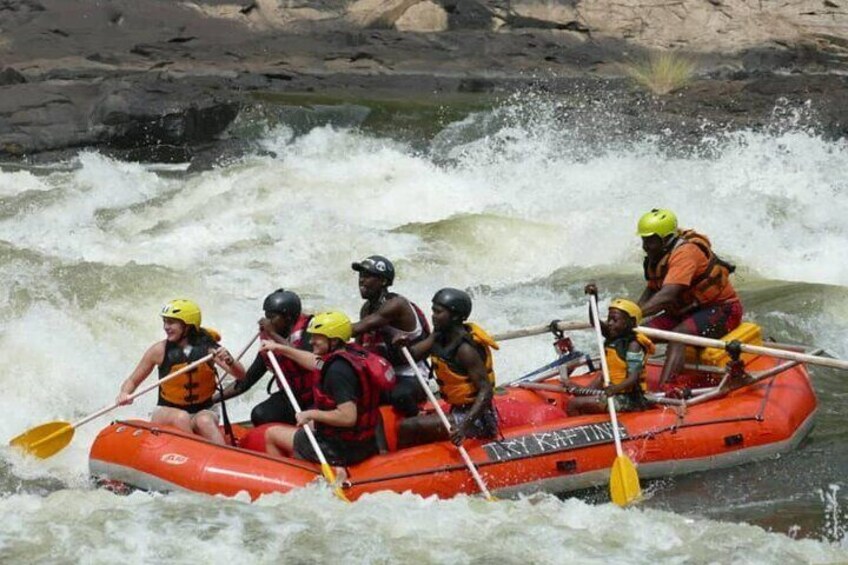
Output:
[351,255,431,417]
[637,209,743,386]
[213,289,316,426]
[397,288,499,449]
[261,311,381,466]
[116,299,246,444]
[567,293,655,415]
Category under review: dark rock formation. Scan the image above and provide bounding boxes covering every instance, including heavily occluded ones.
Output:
[2,0,848,163]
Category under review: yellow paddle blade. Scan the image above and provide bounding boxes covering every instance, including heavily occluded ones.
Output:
[609,454,642,507]
[320,463,350,503]
[9,421,75,459]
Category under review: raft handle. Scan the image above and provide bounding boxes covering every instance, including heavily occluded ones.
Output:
[556,459,577,474]
[724,433,743,447]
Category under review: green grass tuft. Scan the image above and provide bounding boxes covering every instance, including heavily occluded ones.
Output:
[624,52,696,95]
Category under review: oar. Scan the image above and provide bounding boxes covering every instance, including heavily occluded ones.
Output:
[401,346,495,501]
[265,352,349,502]
[590,295,642,507]
[10,332,259,459]
[636,326,848,371]
[493,320,591,342]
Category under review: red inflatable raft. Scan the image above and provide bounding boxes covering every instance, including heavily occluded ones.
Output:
[89,347,817,501]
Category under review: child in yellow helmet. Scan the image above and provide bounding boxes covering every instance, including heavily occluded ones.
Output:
[566,289,655,416]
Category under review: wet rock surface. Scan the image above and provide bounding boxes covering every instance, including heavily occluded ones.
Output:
[2,0,848,162]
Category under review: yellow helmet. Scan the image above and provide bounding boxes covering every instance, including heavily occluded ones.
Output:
[307,311,352,342]
[637,208,678,238]
[609,298,642,326]
[160,299,202,329]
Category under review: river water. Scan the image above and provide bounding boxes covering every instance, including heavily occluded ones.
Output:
[0,94,846,563]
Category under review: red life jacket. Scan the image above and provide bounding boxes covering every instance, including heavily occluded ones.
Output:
[312,344,384,442]
[261,314,318,408]
[359,294,431,368]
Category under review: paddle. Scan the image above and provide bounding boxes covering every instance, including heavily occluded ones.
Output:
[10,332,259,459]
[635,326,848,371]
[265,352,349,502]
[493,320,591,342]
[401,346,495,501]
[589,295,642,507]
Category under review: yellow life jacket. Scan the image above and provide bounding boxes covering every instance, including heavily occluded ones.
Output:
[431,322,498,407]
[158,327,220,410]
[644,229,735,307]
[605,332,655,392]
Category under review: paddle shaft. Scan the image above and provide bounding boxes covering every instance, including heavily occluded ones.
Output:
[266,354,328,467]
[636,326,848,371]
[401,347,494,500]
[74,332,260,430]
[493,320,591,342]
[266,351,343,494]
[70,353,214,429]
[76,331,259,430]
[589,296,626,458]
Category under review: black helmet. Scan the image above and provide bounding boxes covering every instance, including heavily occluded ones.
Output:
[432,287,472,321]
[351,255,395,286]
[263,289,302,319]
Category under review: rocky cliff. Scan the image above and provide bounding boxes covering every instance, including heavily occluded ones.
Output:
[2,0,848,161]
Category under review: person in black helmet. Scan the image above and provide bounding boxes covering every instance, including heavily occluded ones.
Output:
[396,288,499,449]
[350,255,431,417]
[214,289,316,426]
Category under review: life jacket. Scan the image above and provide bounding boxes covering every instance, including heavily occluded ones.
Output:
[605,332,656,392]
[311,344,385,442]
[643,229,736,308]
[261,314,318,408]
[358,294,431,369]
[158,327,220,411]
[431,322,498,407]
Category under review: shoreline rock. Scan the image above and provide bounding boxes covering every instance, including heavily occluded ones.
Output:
[2,0,848,163]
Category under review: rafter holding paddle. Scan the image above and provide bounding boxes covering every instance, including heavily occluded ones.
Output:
[589,295,642,507]
[9,332,259,459]
[265,351,350,502]
[401,346,496,501]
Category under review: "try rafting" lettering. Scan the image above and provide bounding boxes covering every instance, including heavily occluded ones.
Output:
[482,422,628,462]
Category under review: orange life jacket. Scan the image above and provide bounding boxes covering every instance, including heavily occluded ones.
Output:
[431,322,498,407]
[605,332,655,392]
[644,229,735,308]
[158,328,219,411]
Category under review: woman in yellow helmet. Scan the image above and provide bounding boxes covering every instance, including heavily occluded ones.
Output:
[116,299,246,444]
[566,292,655,416]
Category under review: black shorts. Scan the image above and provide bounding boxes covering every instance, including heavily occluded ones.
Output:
[250,390,298,427]
[293,428,378,467]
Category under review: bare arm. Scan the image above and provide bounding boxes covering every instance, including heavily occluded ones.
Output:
[212,346,246,380]
[637,286,655,307]
[640,284,685,318]
[260,340,319,370]
[402,332,435,361]
[352,297,406,336]
[451,342,493,444]
[116,341,164,404]
[298,401,357,428]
